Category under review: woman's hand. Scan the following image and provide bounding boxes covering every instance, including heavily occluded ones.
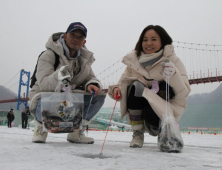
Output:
[160,59,176,78]
[113,88,121,100]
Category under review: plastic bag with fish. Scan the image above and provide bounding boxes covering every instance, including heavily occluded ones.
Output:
[41,84,84,133]
[157,114,184,153]
[157,74,184,153]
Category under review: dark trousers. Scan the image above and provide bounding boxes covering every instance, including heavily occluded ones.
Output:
[22,117,28,128]
[127,85,160,128]
[8,120,12,127]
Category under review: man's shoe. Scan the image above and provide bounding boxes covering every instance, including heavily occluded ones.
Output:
[32,124,48,143]
[67,129,94,144]
[130,128,144,148]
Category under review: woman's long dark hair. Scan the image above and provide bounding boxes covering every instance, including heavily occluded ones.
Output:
[134,25,173,57]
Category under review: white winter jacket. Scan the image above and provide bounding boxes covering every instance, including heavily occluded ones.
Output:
[29,32,105,117]
[108,45,191,123]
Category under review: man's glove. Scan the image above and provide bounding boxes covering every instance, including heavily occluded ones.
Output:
[58,65,71,85]
[160,59,176,78]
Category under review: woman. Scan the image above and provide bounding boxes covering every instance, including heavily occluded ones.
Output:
[108,25,191,148]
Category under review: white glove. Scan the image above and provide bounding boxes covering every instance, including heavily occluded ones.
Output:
[58,65,71,85]
[160,59,176,78]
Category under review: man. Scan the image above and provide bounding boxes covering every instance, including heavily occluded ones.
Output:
[21,106,30,129]
[7,109,14,128]
[29,22,106,143]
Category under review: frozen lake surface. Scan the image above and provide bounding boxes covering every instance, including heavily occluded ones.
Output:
[0,126,222,170]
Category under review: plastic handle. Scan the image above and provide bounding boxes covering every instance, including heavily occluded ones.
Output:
[116,94,120,100]
[92,91,95,95]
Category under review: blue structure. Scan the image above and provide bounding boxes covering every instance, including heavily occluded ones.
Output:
[17,69,30,110]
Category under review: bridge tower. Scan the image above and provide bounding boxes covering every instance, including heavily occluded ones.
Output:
[17,69,30,110]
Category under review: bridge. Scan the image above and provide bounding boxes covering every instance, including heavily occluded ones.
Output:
[0,98,29,104]
[1,41,222,109]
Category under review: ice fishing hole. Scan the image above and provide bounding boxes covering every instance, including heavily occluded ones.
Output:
[77,153,118,159]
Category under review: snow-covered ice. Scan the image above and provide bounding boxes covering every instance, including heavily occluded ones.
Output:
[0,126,222,170]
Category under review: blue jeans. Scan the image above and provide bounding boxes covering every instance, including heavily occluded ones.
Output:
[36,94,105,123]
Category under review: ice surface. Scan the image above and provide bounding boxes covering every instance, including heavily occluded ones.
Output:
[0,126,222,170]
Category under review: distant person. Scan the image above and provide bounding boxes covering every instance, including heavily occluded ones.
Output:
[29,22,106,143]
[108,25,191,148]
[21,106,30,129]
[7,109,14,128]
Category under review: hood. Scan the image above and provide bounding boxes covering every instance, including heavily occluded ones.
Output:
[163,45,175,57]
[45,32,64,56]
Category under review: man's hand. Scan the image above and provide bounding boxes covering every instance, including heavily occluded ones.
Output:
[58,65,71,85]
[87,84,99,97]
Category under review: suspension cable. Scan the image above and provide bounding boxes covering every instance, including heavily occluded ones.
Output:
[175,46,222,52]
[96,57,124,76]
[3,71,20,87]
[174,41,222,46]
[8,81,19,89]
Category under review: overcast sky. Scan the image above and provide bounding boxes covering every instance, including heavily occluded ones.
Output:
[0,0,222,107]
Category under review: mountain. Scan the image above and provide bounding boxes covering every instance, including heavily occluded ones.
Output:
[0,85,17,110]
[179,83,222,128]
[187,83,222,104]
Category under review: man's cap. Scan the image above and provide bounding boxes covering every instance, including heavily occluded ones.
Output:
[66,22,87,37]
[26,106,29,109]
[10,109,13,111]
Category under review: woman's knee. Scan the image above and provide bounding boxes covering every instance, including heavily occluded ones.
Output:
[127,86,148,110]
[142,104,160,127]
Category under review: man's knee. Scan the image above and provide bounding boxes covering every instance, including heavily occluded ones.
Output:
[85,94,106,107]
[93,95,106,106]
[83,95,106,120]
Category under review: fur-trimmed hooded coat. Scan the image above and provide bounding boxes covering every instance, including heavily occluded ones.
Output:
[108,45,191,123]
